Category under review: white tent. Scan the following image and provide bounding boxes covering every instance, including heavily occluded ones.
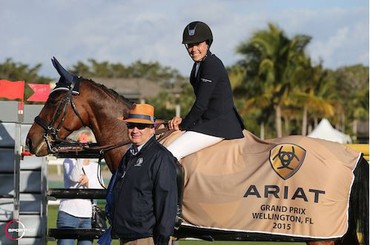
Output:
[308,118,352,144]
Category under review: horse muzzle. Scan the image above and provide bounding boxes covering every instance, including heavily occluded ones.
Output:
[26,135,53,156]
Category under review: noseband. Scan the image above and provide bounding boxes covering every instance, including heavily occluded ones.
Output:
[34,89,85,153]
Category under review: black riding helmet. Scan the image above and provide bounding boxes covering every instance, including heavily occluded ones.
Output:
[182,21,213,47]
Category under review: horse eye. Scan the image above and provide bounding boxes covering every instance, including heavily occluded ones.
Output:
[46,96,57,105]
[47,91,64,105]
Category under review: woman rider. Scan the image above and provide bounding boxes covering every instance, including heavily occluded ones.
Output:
[167,21,245,161]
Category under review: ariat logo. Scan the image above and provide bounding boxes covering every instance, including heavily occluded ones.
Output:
[269,144,306,180]
[188,27,196,36]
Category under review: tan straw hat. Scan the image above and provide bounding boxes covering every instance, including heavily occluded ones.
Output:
[119,104,156,124]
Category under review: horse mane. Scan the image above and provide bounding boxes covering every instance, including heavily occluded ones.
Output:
[83,77,134,108]
[50,57,133,109]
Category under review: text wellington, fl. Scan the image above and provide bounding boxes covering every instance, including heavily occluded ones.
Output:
[252,204,314,224]
[243,185,325,230]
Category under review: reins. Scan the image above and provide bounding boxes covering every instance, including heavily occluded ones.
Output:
[54,139,132,158]
[53,126,173,190]
[54,122,171,156]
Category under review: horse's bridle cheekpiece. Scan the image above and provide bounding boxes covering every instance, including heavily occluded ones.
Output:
[34,57,85,153]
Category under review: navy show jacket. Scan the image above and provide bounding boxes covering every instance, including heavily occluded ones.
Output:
[180,50,245,139]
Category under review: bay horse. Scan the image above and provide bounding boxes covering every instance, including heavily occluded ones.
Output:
[26,57,368,245]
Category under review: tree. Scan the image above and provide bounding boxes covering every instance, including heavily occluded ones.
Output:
[236,23,312,137]
[287,57,335,135]
[69,59,185,88]
[332,65,369,136]
[0,58,51,84]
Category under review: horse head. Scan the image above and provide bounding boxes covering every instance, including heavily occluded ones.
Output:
[26,57,133,171]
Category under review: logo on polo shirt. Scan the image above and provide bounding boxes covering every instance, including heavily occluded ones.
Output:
[135,157,143,167]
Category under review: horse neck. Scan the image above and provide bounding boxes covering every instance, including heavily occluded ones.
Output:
[81,80,131,171]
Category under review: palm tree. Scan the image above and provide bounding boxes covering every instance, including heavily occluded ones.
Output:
[332,65,369,137]
[287,57,336,135]
[231,58,274,138]
[236,23,311,137]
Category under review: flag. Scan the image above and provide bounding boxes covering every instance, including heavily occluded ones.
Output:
[27,83,50,102]
[0,80,25,100]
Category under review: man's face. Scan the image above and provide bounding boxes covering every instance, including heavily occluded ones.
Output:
[127,123,155,146]
[186,41,208,62]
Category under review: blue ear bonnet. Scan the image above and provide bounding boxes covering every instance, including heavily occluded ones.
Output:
[51,56,80,95]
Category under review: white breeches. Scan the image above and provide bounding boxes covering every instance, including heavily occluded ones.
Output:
[167,131,223,160]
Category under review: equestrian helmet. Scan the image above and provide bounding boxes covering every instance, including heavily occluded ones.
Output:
[182,21,213,46]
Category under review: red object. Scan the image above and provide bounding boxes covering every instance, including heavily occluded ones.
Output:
[0,80,25,100]
[21,151,33,156]
[27,83,50,102]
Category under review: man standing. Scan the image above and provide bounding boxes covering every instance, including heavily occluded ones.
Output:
[110,104,178,245]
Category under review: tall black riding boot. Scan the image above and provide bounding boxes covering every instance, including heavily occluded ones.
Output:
[174,161,184,229]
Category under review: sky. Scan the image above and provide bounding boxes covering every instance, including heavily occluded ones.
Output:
[1,0,369,79]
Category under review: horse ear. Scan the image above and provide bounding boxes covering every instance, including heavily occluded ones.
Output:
[51,57,80,94]
[51,57,75,85]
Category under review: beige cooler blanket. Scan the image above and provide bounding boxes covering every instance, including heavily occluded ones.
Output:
[160,130,361,239]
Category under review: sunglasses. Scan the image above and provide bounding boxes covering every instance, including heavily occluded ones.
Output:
[127,123,153,130]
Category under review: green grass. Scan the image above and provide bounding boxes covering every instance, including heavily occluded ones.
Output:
[47,206,305,245]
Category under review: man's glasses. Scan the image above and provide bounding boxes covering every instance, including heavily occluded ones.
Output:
[127,123,153,130]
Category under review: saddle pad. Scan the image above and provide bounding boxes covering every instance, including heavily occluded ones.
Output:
[160,130,361,239]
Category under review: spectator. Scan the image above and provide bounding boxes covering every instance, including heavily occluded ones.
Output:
[57,129,104,245]
[107,104,178,245]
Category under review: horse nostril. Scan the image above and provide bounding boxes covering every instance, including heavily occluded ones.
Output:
[26,138,32,150]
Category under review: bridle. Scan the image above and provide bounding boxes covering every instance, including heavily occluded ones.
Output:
[34,88,85,153]
[32,57,170,161]
[34,81,133,158]
[32,56,134,174]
